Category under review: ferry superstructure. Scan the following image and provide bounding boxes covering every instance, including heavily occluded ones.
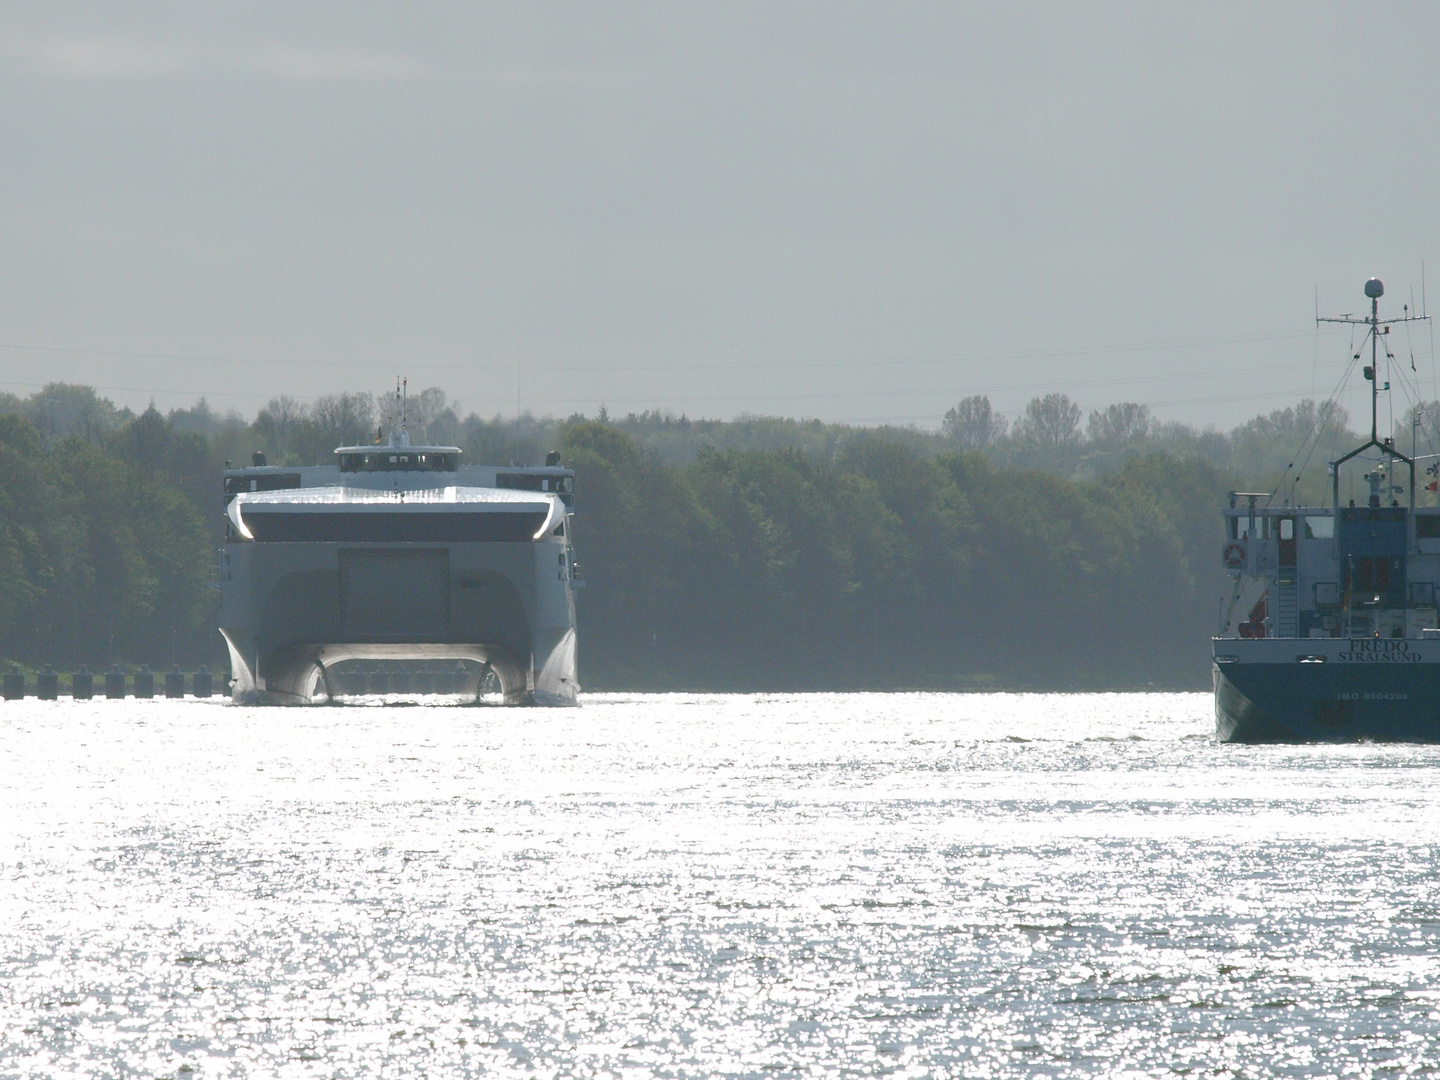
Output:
[1214,278,1440,741]
[219,433,579,705]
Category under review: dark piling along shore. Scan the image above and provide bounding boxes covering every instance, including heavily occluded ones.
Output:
[0,667,221,699]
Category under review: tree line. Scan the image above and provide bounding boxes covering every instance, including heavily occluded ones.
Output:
[0,381,1421,686]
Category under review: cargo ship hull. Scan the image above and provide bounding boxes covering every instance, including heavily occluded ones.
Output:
[1213,638,1440,743]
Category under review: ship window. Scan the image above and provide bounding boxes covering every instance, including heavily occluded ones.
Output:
[224,473,301,494]
[1227,516,1239,540]
[1418,516,1440,539]
[241,510,547,543]
[254,473,302,491]
[1279,519,1294,540]
[1303,516,1334,539]
[496,473,544,491]
[338,452,457,473]
[1350,556,1391,594]
[496,473,574,493]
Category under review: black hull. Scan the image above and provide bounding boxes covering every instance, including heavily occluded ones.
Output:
[1214,657,1440,743]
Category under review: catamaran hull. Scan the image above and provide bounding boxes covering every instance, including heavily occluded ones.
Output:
[221,633,579,706]
[221,538,579,706]
[1213,637,1440,743]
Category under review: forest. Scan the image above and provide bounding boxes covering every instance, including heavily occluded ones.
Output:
[0,381,1432,689]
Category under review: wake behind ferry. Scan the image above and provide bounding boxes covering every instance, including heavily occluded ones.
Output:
[1214,277,1440,742]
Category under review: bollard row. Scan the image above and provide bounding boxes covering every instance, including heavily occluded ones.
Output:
[2,666,221,700]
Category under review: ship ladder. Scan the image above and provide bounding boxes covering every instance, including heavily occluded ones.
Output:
[1276,577,1299,638]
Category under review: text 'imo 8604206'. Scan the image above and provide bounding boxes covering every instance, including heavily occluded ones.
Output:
[1214,277,1440,742]
[219,394,580,706]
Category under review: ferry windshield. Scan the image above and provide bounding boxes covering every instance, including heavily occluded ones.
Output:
[338,451,457,473]
[497,473,573,494]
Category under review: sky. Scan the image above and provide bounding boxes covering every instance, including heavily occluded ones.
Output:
[1,3,1438,431]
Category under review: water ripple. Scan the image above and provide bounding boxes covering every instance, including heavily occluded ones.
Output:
[1,692,1438,1076]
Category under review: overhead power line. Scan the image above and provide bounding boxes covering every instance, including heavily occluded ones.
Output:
[0,354,1359,411]
[0,326,1345,376]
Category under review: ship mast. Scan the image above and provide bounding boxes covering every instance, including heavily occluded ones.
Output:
[1321,278,1428,510]
[1368,281,1380,443]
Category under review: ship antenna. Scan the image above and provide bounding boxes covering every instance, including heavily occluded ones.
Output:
[1425,260,1437,410]
[1360,278,1379,445]
[1320,278,1431,513]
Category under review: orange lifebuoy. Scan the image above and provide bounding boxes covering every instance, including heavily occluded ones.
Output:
[1222,542,1246,569]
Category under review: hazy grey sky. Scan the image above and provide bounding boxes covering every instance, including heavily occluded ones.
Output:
[2,3,1438,429]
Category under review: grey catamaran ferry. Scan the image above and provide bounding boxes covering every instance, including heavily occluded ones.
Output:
[1214,277,1440,742]
[220,423,580,705]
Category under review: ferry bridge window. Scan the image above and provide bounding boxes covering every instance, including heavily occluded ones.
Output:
[339,452,457,473]
[223,473,301,494]
[254,473,302,492]
[1303,516,1335,539]
[1279,519,1294,540]
[1418,516,1440,539]
[496,473,574,493]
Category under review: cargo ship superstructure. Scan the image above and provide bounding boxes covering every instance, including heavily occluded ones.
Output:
[220,430,580,705]
[1214,278,1440,741]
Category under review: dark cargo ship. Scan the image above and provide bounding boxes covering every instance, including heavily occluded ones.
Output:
[1214,277,1440,742]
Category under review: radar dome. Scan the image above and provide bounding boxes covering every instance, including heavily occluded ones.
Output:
[1365,277,1385,298]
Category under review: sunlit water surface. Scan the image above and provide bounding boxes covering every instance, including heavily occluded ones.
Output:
[2,693,1439,1078]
